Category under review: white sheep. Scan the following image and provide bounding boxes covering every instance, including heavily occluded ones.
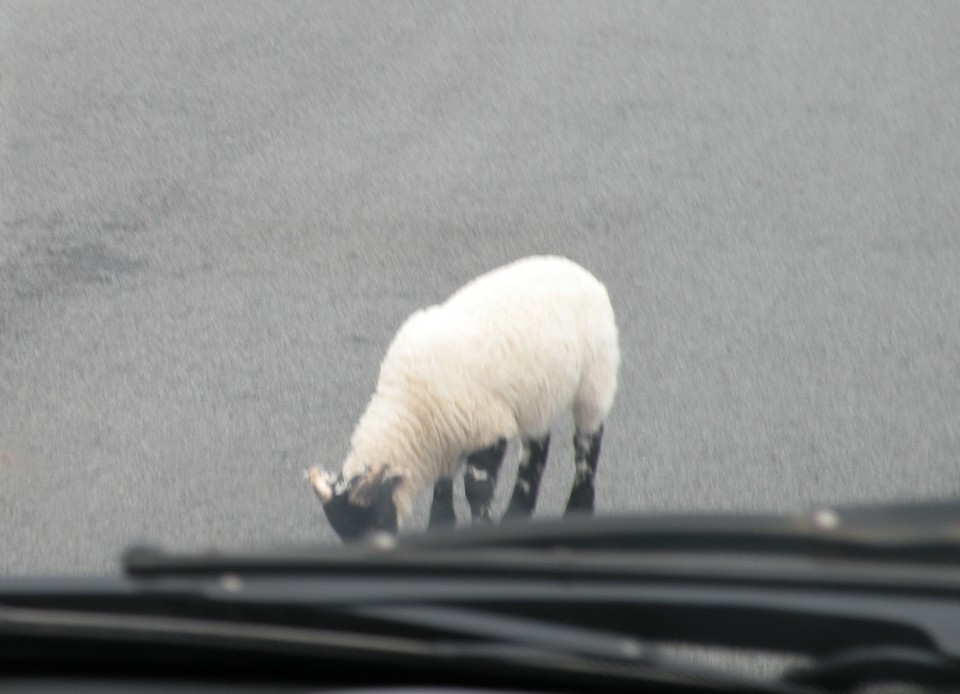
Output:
[307,255,620,541]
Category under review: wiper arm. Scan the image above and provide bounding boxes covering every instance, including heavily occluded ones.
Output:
[357,603,646,661]
[354,603,808,694]
[0,601,803,693]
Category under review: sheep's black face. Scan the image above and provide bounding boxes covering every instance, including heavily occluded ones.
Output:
[321,480,399,541]
[308,466,400,542]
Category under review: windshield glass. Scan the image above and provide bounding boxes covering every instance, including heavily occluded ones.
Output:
[1,2,958,575]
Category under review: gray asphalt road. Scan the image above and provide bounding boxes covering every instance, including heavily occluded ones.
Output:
[2,1,959,575]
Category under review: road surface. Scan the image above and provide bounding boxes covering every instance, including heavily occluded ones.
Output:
[2,1,959,574]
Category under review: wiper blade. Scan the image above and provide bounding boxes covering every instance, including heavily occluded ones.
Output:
[391,497,960,562]
[123,498,960,581]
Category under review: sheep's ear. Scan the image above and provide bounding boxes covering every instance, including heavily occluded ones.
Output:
[349,466,407,508]
[306,466,337,505]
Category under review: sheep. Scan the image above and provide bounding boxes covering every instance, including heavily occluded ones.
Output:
[307,255,620,542]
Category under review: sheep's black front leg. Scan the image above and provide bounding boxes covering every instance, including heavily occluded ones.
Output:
[428,478,456,529]
[564,425,604,515]
[503,434,551,520]
[463,438,507,525]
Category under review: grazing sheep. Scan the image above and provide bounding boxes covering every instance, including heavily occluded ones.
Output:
[308,255,620,542]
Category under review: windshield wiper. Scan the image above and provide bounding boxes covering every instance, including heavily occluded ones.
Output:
[391,497,960,562]
[353,603,809,694]
[0,598,803,693]
[123,498,960,579]
[6,500,960,691]
[6,567,960,692]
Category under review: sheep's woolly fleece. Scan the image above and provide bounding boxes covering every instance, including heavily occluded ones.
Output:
[339,255,619,524]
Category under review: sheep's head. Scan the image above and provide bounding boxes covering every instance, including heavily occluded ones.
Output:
[307,465,404,542]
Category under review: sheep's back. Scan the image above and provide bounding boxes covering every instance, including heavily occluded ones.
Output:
[380,256,618,442]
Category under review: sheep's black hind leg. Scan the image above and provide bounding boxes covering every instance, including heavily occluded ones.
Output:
[564,425,604,515]
[464,438,507,525]
[428,478,456,529]
[503,434,551,521]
